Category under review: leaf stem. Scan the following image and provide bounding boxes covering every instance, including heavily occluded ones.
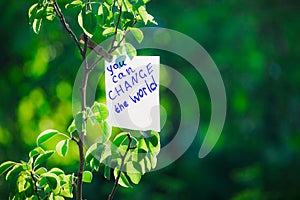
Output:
[30,171,41,200]
[53,0,84,57]
[110,5,122,50]
[107,133,133,200]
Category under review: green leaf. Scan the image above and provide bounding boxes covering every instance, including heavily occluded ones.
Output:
[143,153,152,171]
[104,165,111,180]
[49,168,64,176]
[138,138,148,152]
[17,174,31,192]
[114,169,132,188]
[125,42,137,58]
[98,3,113,26]
[34,151,55,167]
[147,152,157,169]
[42,172,60,194]
[27,195,39,200]
[60,183,73,198]
[89,158,100,171]
[122,11,134,20]
[102,122,112,142]
[56,140,69,157]
[35,6,46,19]
[60,175,74,198]
[35,167,47,175]
[0,161,16,176]
[137,6,157,25]
[127,171,141,184]
[5,164,22,180]
[130,28,143,43]
[78,10,97,38]
[92,102,109,121]
[65,0,84,9]
[145,131,160,156]
[75,112,83,133]
[105,0,114,5]
[67,120,76,133]
[83,171,93,183]
[86,143,101,162]
[36,129,59,146]
[45,6,56,21]
[28,3,39,24]
[29,147,45,158]
[102,27,115,36]
[128,0,139,4]
[53,196,64,200]
[86,118,111,143]
[32,18,42,34]
[113,132,129,147]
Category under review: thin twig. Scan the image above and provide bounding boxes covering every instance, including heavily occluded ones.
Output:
[30,172,41,200]
[107,133,133,200]
[110,5,122,50]
[86,4,124,73]
[52,0,83,56]
[87,31,128,73]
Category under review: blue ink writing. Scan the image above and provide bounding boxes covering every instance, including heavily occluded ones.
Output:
[129,75,157,103]
[114,100,129,113]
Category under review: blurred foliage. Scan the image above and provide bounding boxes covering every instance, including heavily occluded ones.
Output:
[1,0,300,199]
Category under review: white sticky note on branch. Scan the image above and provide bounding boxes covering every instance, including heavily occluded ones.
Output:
[105,56,160,132]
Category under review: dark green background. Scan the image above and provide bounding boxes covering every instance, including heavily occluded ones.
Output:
[1,0,300,199]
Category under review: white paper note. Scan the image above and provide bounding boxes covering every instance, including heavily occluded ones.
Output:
[105,56,160,132]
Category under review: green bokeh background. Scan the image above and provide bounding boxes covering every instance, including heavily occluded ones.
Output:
[1,0,300,199]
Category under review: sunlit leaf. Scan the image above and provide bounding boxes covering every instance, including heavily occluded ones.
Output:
[105,0,114,5]
[114,168,132,188]
[113,132,129,147]
[17,174,31,192]
[49,168,64,176]
[83,171,93,183]
[5,164,22,180]
[0,161,16,176]
[36,129,59,146]
[56,139,69,157]
[67,120,76,133]
[29,147,45,158]
[126,171,141,184]
[92,102,109,121]
[65,0,84,9]
[35,167,47,175]
[42,172,60,194]
[34,151,55,167]
[130,28,144,43]
[125,42,137,58]
[78,10,97,38]
[32,18,42,34]
[28,3,38,24]
[137,6,157,25]
[138,138,148,152]
[102,27,115,36]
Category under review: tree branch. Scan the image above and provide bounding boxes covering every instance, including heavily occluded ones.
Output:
[53,0,84,57]
[107,133,133,200]
[52,2,89,198]
[110,5,122,50]
[30,172,41,200]
[76,33,89,200]
[87,31,128,73]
